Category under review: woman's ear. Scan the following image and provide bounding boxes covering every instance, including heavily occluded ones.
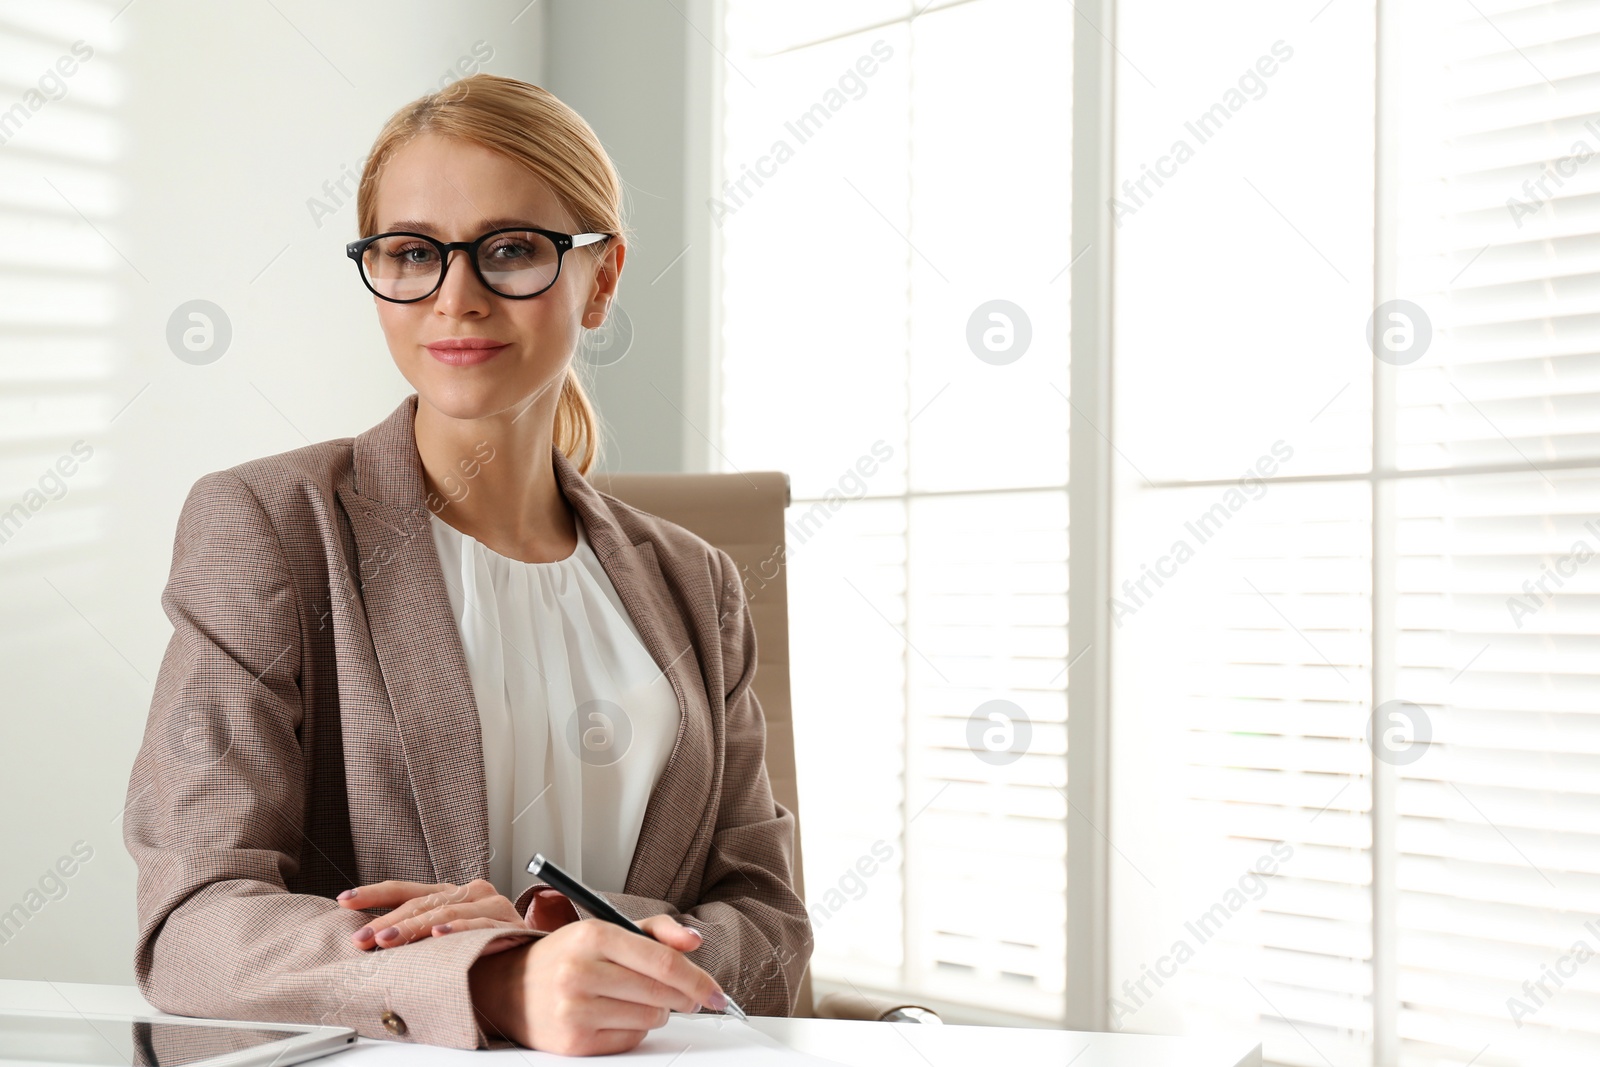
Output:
[581,238,625,326]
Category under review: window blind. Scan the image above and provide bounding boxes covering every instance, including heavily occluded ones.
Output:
[1108,1,1379,1061]
[1391,1,1600,1062]
[717,0,1073,1019]
[1113,0,1600,1064]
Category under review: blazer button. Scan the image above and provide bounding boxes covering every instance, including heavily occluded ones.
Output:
[381,1010,407,1037]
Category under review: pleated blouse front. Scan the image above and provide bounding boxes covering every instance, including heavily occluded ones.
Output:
[429,508,681,901]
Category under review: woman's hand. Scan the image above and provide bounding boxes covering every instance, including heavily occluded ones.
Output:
[469,914,725,1056]
[338,879,529,954]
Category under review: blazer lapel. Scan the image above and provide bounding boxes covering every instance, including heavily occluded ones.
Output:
[553,448,717,904]
[336,395,490,885]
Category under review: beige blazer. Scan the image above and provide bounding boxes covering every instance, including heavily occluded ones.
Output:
[122,393,811,1048]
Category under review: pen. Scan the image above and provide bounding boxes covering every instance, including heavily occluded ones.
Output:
[526,852,749,1022]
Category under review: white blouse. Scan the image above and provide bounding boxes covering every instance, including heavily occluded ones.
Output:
[429,508,681,901]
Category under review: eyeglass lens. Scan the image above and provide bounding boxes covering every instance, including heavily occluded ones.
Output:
[360,231,561,299]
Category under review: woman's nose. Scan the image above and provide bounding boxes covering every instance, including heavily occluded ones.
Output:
[434,249,491,314]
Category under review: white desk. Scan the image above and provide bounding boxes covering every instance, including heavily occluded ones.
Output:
[0,981,1261,1067]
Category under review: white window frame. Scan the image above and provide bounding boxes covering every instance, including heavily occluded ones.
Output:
[1066,0,1118,1034]
[697,0,1119,1030]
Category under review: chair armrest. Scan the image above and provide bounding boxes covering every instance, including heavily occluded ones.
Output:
[814,991,944,1023]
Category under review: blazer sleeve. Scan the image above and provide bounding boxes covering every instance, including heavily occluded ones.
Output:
[124,470,541,1049]
[513,546,814,1016]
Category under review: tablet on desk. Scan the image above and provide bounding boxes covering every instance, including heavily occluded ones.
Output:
[0,1010,355,1067]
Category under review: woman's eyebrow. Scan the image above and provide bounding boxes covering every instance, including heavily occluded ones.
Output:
[383,217,547,234]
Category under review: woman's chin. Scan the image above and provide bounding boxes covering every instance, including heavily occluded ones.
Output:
[412,372,553,424]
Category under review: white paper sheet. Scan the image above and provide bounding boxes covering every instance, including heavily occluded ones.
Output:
[333,1014,844,1066]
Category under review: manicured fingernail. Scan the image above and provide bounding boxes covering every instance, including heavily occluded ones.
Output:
[433,924,451,935]
[706,990,728,1011]
[353,926,374,942]
[337,890,355,901]
[377,927,400,942]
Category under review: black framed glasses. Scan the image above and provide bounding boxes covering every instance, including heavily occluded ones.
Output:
[345,226,611,303]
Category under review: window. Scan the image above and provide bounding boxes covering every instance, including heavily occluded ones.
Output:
[715,0,1599,1058]
[1112,1,1600,1065]
[0,7,118,567]
[716,0,1074,1019]
[1388,2,1600,1062]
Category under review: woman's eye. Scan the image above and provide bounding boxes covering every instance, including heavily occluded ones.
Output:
[487,241,531,260]
[387,244,437,264]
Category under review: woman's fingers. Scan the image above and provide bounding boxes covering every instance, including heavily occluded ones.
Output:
[430,916,528,935]
[352,889,466,947]
[373,885,478,927]
[638,913,704,954]
[352,881,521,948]
[368,901,478,947]
[586,922,724,1012]
[585,959,702,1014]
[336,880,453,910]
[349,882,466,947]
[365,900,522,948]
[514,924,700,1055]
[576,996,671,1035]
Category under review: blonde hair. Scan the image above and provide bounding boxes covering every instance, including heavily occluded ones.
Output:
[356,74,630,475]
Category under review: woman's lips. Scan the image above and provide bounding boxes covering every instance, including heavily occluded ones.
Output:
[426,341,509,366]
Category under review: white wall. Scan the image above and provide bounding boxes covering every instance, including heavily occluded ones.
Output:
[0,0,546,984]
[543,0,717,473]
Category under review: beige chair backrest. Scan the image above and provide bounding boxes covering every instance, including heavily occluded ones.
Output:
[588,469,813,1017]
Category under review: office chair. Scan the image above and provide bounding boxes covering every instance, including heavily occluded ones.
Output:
[590,468,939,1025]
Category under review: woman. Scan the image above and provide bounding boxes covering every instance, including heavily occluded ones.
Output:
[122,74,811,1057]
